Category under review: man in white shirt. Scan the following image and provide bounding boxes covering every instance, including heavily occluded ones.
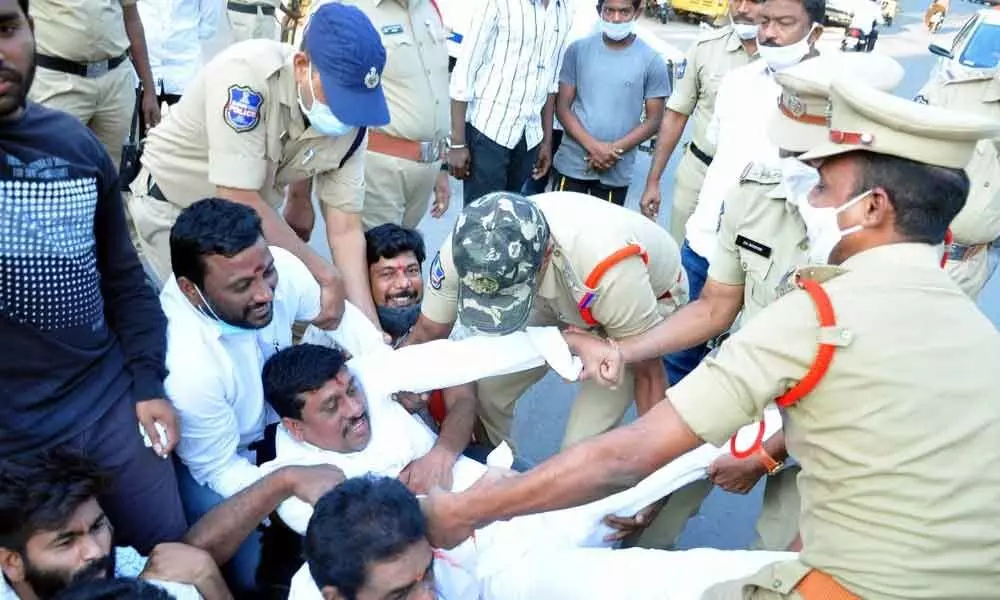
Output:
[159,198,331,592]
[664,0,825,386]
[447,0,573,204]
[259,312,786,599]
[137,0,221,109]
[0,448,346,600]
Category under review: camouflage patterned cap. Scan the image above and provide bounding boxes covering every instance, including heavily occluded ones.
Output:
[452,192,549,335]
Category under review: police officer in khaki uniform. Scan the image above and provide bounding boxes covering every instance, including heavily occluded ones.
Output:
[915,70,1000,299]
[323,0,452,231]
[638,0,760,243]
[696,54,904,553]
[410,189,694,548]
[129,4,388,327]
[421,80,1000,599]
[227,0,280,42]
[28,0,159,169]
[411,190,687,451]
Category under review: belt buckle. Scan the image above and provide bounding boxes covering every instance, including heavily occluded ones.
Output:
[419,140,438,163]
[86,60,109,78]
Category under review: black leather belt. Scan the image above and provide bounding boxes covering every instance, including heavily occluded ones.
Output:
[227,1,276,15]
[688,142,714,167]
[147,178,168,202]
[36,52,128,79]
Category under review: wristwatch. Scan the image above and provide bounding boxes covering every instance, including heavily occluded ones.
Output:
[757,448,784,475]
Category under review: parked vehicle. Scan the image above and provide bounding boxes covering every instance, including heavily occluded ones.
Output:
[925,8,1000,85]
[670,0,729,25]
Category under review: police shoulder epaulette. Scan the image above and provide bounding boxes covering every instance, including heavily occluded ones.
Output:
[777,265,847,295]
[942,67,997,87]
[696,25,732,44]
[739,161,782,185]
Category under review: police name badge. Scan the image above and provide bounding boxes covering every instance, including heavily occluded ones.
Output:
[429,252,445,290]
[224,85,263,133]
[381,24,404,35]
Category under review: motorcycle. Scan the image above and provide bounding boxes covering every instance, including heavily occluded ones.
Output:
[929,10,945,32]
[645,0,672,23]
[840,27,867,51]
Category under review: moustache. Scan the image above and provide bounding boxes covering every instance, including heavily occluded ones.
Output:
[70,554,114,584]
[342,412,369,437]
[0,67,23,86]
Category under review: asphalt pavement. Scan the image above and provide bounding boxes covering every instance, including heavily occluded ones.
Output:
[304,0,999,550]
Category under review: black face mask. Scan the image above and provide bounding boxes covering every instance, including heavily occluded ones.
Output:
[376,303,422,343]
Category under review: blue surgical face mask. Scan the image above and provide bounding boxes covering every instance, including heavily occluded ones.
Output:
[298,63,353,138]
[193,285,253,337]
[601,18,635,41]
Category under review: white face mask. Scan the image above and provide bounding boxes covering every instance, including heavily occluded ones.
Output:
[796,188,870,264]
[757,24,817,71]
[781,157,820,208]
[601,18,635,41]
[297,63,353,138]
[732,22,759,40]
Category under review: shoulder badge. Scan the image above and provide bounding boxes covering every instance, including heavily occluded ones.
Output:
[697,24,731,44]
[224,85,263,133]
[739,161,782,186]
[429,252,445,290]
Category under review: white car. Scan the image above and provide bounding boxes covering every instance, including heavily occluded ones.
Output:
[922,8,1000,91]
[436,0,687,88]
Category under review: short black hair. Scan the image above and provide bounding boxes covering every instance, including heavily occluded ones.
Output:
[596,0,643,10]
[0,449,107,552]
[52,578,175,600]
[851,151,970,244]
[18,0,27,16]
[305,476,427,600]
[764,0,826,24]
[263,343,347,421]
[169,198,263,287]
[365,224,426,268]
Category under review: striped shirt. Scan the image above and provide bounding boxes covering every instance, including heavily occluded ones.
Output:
[449,0,573,149]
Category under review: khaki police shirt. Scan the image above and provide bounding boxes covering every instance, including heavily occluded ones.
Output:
[141,40,366,213]
[422,191,686,339]
[670,243,1000,599]
[321,0,450,142]
[32,0,132,63]
[665,26,754,156]
[918,71,1000,245]
[709,164,809,322]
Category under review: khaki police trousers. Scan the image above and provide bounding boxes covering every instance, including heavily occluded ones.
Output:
[29,61,135,170]
[127,170,183,285]
[945,242,1000,299]
[228,6,280,42]
[669,145,710,246]
[626,463,802,552]
[702,560,812,599]
[361,152,440,231]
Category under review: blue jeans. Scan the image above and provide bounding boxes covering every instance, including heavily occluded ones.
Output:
[175,461,262,593]
[664,240,712,385]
